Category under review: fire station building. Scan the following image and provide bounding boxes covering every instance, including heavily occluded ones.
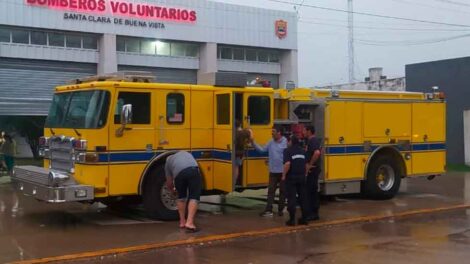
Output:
[0,0,298,116]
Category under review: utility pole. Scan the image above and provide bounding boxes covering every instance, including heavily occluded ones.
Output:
[348,0,355,83]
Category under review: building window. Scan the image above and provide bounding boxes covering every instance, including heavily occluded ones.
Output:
[0,27,97,50]
[171,42,185,57]
[156,41,170,56]
[126,38,140,53]
[248,96,270,125]
[221,47,233,60]
[269,52,280,63]
[116,36,199,58]
[82,35,97,50]
[11,29,29,44]
[246,49,257,61]
[186,44,199,57]
[0,28,10,43]
[218,45,281,64]
[66,34,82,48]
[233,48,244,60]
[216,94,231,125]
[49,33,65,47]
[114,92,151,124]
[141,39,156,55]
[31,31,47,45]
[167,93,185,124]
[117,37,125,52]
[258,50,269,62]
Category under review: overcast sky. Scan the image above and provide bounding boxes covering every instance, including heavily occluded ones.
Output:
[218,0,470,87]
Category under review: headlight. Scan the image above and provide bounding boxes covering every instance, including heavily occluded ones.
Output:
[48,171,70,187]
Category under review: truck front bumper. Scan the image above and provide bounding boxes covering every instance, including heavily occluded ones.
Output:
[12,166,94,203]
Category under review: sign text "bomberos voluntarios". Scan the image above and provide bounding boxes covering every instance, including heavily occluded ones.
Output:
[26,0,198,23]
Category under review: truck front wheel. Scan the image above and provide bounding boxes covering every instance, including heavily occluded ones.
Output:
[363,156,401,200]
[143,166,179,220]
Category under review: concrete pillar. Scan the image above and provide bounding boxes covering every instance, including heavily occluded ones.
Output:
[279,50,298,89]
[98,34,118,75]
[197,42,218,85]
[464,110,470,166]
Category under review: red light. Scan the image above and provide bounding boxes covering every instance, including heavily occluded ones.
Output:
[73,139,88,150]
[39,136,49,147]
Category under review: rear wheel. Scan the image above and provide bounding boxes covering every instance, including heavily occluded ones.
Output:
[143,166,179,220]
[363,156,401,200]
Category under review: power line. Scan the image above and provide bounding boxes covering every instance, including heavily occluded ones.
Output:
[433,0,470,8]
[388,0,470,14]
[299,19,470,32]
[356,33,470,46]
[266,0,470,28]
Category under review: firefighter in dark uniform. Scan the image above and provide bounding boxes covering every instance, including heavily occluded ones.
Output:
[282,135,308,226]
[304,125,322,221]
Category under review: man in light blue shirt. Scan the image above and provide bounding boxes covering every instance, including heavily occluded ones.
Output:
[252,126,287,217]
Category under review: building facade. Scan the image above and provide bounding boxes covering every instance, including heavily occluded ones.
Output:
[0,0,298,116]
[406,57,470,165]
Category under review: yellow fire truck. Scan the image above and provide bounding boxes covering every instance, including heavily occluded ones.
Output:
[12,72,446,220]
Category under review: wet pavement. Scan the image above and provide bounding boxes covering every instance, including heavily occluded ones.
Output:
[91,209,470,264]
[0,171,470,263]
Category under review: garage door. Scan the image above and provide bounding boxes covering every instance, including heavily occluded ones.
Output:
[246,73,279,88]
[0,58,97,116]
[118,65,197,84]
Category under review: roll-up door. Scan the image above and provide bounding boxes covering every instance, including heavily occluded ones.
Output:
[246,73,279,88]
[118,65,197,84]
[0,58,97,116]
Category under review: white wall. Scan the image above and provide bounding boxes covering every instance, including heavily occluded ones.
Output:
[0,0,297,50]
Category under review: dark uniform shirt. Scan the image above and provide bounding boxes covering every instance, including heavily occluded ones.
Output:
[283,146,306,178]
[306,137,322,167]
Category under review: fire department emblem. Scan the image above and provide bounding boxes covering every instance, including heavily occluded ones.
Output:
[275,20,287,39]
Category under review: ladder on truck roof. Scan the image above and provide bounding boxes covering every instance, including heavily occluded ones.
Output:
[69,71,156,84]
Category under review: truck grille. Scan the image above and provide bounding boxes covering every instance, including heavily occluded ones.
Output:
[49,136,75,173]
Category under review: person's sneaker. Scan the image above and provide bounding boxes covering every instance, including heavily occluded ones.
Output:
[285,219,295,226]
[260,211,274,217]
[297,218,308,225]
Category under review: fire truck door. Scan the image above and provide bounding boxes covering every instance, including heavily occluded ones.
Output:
[213,91,235,193]
[243,93,272,187]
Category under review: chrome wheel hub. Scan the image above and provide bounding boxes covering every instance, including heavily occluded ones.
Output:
[376,164,395,192]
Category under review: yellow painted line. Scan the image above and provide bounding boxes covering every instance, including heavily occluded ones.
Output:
[11,203,470,264]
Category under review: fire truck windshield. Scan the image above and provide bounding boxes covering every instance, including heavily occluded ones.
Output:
[45,90,110,129]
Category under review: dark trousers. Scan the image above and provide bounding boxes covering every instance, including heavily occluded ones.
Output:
[306,167,321,218]
[265,173,286,212]
[286,176,307,220]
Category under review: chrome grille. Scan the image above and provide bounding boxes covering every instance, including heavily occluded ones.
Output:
[14,166,49,185]
[49,136,75,173]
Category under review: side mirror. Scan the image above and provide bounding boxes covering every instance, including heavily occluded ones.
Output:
[116,104,133,137]
[121,104,133,125]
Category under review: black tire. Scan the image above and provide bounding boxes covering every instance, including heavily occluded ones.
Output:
[363,156,401,200]
[142,166,179,221]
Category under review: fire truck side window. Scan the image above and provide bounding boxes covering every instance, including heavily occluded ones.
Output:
[167,93,185,124]
[114,92,151,124]
[216,94,230,125]
[248,96,270,125]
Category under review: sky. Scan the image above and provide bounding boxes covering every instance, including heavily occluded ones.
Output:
[217,0,470,87]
